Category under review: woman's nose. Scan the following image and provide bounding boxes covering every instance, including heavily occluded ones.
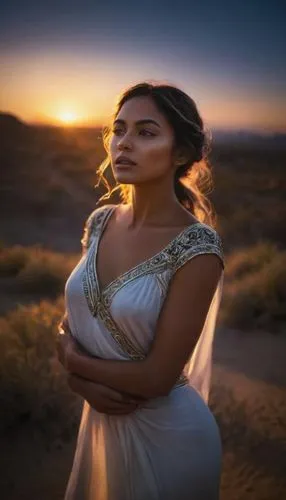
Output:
[118,135,132,150]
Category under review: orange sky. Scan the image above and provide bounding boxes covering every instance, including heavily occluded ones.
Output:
[1,1,285,133]
[1,49,285,133]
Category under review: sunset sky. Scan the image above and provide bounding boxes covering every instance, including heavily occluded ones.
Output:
[0,0,285,132]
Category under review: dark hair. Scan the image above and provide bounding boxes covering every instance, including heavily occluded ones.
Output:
[95,80,217,227]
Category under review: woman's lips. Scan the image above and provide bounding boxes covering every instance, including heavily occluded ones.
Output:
[115,163,135,169]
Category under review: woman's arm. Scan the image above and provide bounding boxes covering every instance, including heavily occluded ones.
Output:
[64,254,223,399]
[68,350,156,399]
[67,373,145,414]
[57,317,148,401]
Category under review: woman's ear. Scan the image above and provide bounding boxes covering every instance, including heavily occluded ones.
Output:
[175,156,187,166]
[174,145,189,166]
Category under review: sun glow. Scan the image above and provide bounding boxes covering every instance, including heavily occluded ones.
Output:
[57,110,79,125]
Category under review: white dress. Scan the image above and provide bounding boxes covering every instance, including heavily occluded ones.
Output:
[64,204,225,500]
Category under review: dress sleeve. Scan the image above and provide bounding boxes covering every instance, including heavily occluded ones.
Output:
[173,225,225,273]
[80,207,104,254]
[81,204,112,254]
[172,224,225,404]
[81,211,96,254]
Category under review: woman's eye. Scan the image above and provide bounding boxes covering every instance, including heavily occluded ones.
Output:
[112,129,155,137]
[139,129,155,136]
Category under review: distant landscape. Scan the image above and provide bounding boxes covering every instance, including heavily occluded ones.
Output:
[0,112,285,500]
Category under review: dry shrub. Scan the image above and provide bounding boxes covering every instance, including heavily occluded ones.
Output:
[0,296,81,438]
[0,245,30,276]
[225,241,279,280]
[222,243,286,332]
[0,244,78,296]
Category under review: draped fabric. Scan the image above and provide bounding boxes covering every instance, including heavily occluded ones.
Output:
[63,204,225,500]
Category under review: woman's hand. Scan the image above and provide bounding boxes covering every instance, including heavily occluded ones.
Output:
[56,330,78,370]
[56,315,88,369]
[56,314,148,414]
[67,373,146,415]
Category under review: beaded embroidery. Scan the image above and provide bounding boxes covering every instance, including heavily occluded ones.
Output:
[81,205,224,387]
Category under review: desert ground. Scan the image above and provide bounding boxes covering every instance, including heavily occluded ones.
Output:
[0,114,285,499]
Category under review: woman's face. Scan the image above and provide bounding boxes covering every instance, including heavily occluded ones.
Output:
[109,96,176,185]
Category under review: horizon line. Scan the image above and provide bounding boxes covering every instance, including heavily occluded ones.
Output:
[1,111,286,136]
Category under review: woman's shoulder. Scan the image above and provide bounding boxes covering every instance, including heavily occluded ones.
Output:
[173,221,225,271]
[88,203,115,223]
[193,221,223,242]
[178,219,223,244]
[80,203,116,252]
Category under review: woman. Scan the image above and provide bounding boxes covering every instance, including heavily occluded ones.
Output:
[57,81,225,500]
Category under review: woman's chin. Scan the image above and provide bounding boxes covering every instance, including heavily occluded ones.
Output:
[114,172,136,184]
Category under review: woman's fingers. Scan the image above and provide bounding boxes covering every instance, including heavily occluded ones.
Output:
[102,386,140,405]
[99,386,136,407]
[106,406,139,415]
[56,333,68,366]
[58,312,73,337]
[67,373,85,393]
[67,375,142,412]
[56,330,75,370]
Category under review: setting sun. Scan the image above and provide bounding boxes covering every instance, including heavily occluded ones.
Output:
[57,110,78,125]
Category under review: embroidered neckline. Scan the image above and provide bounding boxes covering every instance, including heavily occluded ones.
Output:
[94,205,204,297]
[81,204,224,367]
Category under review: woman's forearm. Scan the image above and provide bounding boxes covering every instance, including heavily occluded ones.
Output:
[68,351,161,399]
